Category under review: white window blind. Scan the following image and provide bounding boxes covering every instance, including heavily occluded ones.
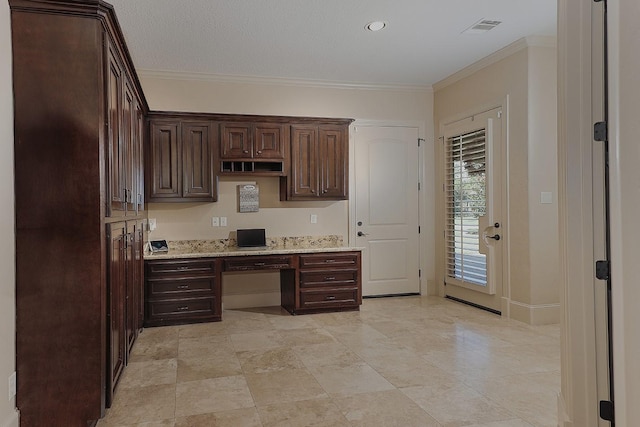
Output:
[445,128,487,286]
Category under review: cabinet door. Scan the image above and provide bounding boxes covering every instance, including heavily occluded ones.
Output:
[107,45,125,216]
[183,122,216,201]
[254,124,285,159]
[148,121,181,200]
[135,220,145,332]
[107,222,127,407]
[220,123,252,159]
[125,222,137,355]
[318,126,348,199]
[123,79,137,215]
[289,125,318,198]
[135,105,145,213]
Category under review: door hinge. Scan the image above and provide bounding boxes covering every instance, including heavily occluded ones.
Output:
[418,269,422,278]
[599,400,614,422]
[594,121,607,141]
[418,226,421,234]
[596,260,610,280]
[418,138,425,147]
[418,182,421,191]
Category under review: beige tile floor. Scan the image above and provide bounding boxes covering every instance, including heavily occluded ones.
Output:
[98,296,560,427]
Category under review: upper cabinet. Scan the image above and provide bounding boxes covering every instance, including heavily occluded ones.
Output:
[219,122,287,175]
[147,118,217,203]
[283,123,350,200]
[107,43,144,217]
[220,122,285,160]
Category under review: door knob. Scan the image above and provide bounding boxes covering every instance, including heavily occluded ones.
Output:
[357,231,369,237]
[486,234,501,241]
[494,222,500,228]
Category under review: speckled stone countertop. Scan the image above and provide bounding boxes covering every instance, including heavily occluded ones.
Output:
[144,235,363,260]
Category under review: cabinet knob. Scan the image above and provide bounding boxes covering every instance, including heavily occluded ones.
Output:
[243,150,249,154]
[256,150,262,154]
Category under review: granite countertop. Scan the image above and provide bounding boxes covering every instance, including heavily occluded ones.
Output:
[144,235,363,260]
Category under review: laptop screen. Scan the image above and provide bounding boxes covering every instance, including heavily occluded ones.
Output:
[236,229,266,248]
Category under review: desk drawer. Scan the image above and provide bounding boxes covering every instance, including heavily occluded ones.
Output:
[145,296,219,325]
[223,255,293,271]
[147,277,217,298]
[299,269,358,288]
[299,252,359,269]
[299,288,359,309]
[146,259,216,277]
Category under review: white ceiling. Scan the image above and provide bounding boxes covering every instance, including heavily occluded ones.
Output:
[108,0,557,88]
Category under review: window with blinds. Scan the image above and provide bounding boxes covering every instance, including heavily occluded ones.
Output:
[445,128,487,286]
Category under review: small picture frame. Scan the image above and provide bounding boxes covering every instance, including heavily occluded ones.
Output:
[238,184,259,212]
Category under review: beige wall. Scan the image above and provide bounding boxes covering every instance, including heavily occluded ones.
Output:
[141,74,433,306]
[433,38,559,324]
[0,2,18,426]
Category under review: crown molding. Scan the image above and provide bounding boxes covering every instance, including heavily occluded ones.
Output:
[137,69,433,93]
[433,35,557,92]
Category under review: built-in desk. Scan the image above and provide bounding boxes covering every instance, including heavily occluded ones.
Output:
[144,247,362,327]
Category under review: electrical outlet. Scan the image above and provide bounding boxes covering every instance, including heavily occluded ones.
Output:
[310,214,318,224]
[211,217,219,227]
[148,218,157,231]
[8,371,16,401]
[220,217,227,227]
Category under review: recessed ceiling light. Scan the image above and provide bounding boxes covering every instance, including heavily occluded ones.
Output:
[365,21,386,32]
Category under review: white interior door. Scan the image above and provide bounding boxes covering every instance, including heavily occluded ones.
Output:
[442,108,503,312]
[353,126,420,296]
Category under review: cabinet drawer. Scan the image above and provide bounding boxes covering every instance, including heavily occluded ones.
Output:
[298,252,359,269]
[299,288,359,309]
[223,255,293,271]
[299,269,358,288]
[146,296,218,320]
[146,259,216,277]
[147,277,217,298]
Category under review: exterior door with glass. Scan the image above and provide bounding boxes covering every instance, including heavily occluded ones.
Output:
[442,107,504,313]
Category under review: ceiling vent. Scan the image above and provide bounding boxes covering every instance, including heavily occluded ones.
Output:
[462,19,502,35]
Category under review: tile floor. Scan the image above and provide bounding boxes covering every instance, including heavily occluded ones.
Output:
[98,296,560,427]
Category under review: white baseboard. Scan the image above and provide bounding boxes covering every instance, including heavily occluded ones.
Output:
[222,292,281,310]
[1,409,19,427]
[508,299,560,325]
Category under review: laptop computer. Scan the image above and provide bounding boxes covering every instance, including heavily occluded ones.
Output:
[236,228,267,250]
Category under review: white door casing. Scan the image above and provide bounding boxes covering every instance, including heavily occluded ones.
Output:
[441,107,504,313]
[352,125,420,296]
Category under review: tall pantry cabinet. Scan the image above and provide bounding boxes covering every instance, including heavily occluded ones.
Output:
[10,0,148,425]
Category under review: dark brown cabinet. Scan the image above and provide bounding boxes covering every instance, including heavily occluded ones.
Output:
[107,221,144,406]
[147,119,217,202]
[282,252,361,314]
[108,45,144,217]
[11,1,148,424]
[145,258,222,326]
[284,123,349,200]
[219,122,286,175]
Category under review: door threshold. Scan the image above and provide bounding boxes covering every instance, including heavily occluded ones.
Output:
[445,295,501,315]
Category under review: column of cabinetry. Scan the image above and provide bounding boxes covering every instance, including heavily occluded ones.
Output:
[147,119,217,202]
[107,221,144,406]
[283,124,349,200]
[10,1,148,425]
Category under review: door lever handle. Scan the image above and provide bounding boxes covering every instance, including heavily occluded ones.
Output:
[486,234,501,241]
[357,231,369,237]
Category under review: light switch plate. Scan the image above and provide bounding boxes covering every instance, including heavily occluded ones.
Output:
[148,218,157,231]
[220,217,227,227]
[211,217,219,227]
[310,214,318,224]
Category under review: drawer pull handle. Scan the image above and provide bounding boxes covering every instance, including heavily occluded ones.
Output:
[325,295,336,301]
[325,276,336,281]
[177,306,190,311]
[324,259,335,263]
[177,285,190,289]
[178,266,188,270]
[254,262,266,266]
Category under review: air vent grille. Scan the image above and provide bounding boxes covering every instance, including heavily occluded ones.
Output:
[463,19,502,34]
